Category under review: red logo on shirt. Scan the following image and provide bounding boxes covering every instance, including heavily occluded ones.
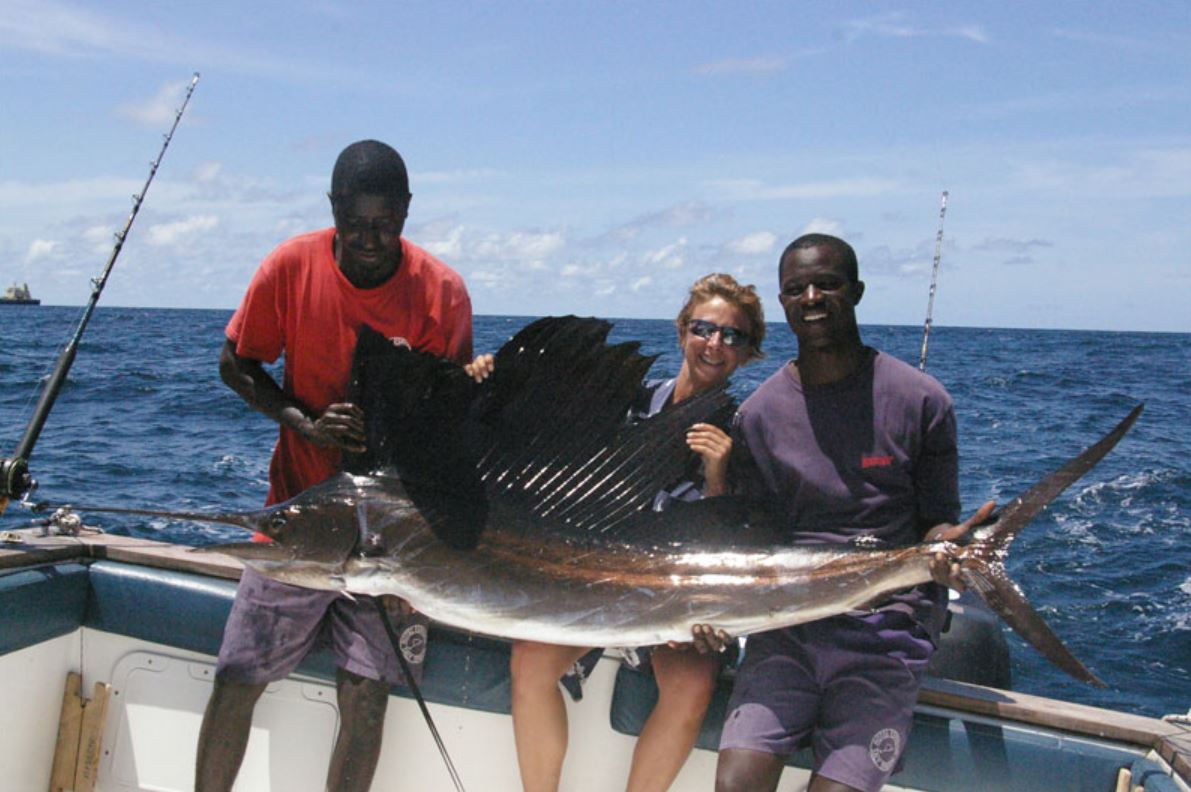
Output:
[862,455,894,469]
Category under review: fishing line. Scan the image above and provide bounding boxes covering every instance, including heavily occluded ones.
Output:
[372,598,468,792]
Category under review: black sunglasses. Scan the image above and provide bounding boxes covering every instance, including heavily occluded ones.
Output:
[687,319,750,348]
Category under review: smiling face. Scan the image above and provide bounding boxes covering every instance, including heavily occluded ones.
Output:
[679,295,752,394]
[332,192,409,288]
[778,243,865,353]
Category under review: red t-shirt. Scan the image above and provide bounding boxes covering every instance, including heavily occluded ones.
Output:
[226,227,474,506]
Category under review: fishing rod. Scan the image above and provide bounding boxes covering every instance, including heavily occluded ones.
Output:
[373,600,468,792]
[918,190,949,371]
[0,73,200,517]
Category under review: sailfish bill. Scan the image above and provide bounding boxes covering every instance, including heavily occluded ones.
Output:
[61,317,1141,687]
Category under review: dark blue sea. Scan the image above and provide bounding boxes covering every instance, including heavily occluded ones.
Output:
[1,307,1188,720]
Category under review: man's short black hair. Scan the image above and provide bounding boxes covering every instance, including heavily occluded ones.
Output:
[780,233,859,284]
[330,140,410,202]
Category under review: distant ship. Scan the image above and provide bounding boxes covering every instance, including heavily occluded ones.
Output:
[1,282,39,305]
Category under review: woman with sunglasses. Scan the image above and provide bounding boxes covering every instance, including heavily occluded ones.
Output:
[510,272,766,792]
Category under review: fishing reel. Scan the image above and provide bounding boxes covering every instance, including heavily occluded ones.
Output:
[0,455,35,502]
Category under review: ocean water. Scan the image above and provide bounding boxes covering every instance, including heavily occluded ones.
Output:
[1,306,1188,719]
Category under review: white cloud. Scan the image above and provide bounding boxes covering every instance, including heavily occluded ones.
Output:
[422,224,466,260]
[606,202,716,243]
[472,230,566,261]
[26,239,60,263]
[194,162,223,183]
[467,269,510,289]
[949,25,989,44]
[118,79,192,126]
[146,215,219,246]
[273,216,312,239]
[643,238,688,270]
[1011,145,1191,199]
[648,203,715,228]
[898,261,931,276]
[83,225,110,242]
[629,276,653,293]
[0,0,363,85]
[863,239,948,280]
[83,225,115,255]
[0,0,144,57]
[724,231,776,256]
[844,13,988,44]
[801,218,844,236]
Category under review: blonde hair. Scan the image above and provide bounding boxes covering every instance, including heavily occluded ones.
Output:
[675,273,765,360]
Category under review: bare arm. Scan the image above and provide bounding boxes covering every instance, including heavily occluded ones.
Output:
[219,339,366,453]
[686,422,732,497]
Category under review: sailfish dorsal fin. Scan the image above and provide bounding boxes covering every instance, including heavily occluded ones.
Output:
[344,316,734,546]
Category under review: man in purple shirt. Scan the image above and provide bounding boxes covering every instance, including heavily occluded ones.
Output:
[712,234,980,792]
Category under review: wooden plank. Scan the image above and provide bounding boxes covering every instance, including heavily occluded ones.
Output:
[0,538,88,571]
[48,672,83,792]
[1157,728,1191,783]
[918,677,1182,748]
[0,529,243,580]
[87,536,243,581]
[73,681,111,792]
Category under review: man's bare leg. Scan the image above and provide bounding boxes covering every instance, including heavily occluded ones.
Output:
[715,748,786,792]
[326,669,391,792]
[195,677,267,792]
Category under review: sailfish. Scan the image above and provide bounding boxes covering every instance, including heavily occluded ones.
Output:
[74,316,1142,687]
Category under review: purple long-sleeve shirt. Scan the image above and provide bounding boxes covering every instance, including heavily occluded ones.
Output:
[732,347,960,630]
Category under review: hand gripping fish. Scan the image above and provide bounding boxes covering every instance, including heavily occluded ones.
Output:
[72,317,1141,687]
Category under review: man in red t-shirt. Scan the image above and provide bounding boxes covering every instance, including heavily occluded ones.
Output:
[195,140,475,792]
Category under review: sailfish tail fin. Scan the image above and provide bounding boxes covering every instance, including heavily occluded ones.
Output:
[959,556,1105,686]
[956,403,1143,687]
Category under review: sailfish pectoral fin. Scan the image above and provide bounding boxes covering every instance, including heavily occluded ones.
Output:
[961,561,1105,687]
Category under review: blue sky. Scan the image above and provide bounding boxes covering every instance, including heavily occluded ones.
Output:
[1,1,1188,331]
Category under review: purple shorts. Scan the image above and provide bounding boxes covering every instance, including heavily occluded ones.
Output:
[719,613,932,792]
[216,567,426,687]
